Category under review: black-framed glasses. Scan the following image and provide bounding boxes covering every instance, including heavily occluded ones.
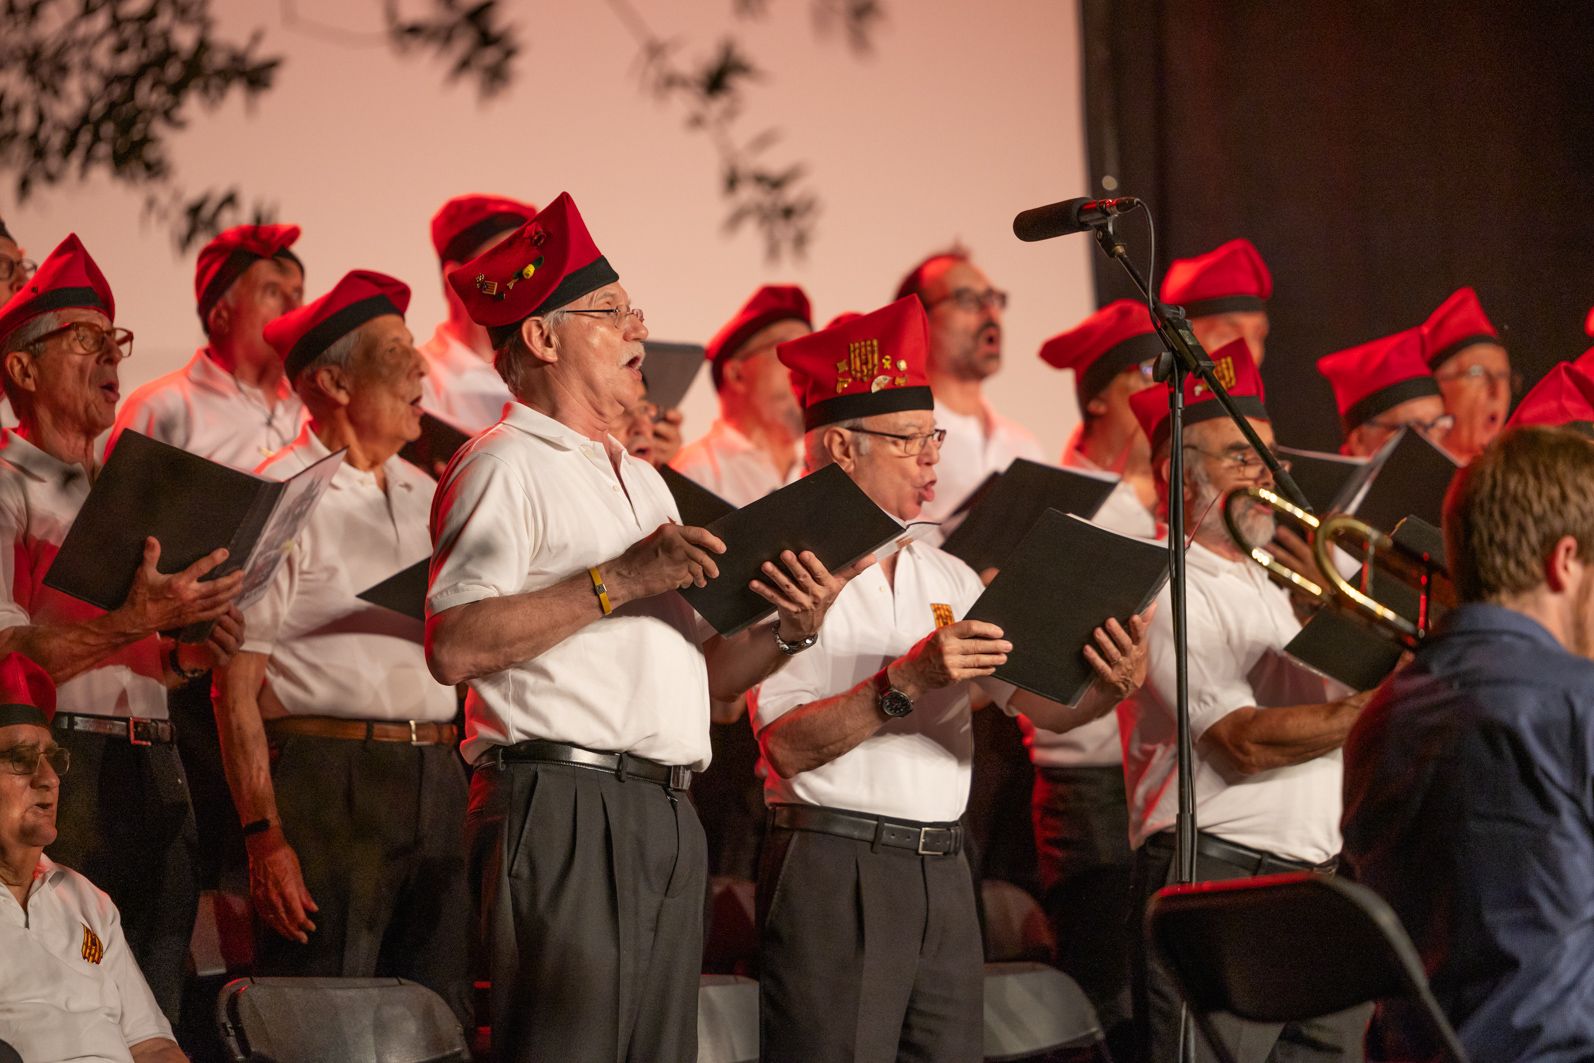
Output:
[0,256,36,285]
[928,288,1008,313]
[0,742,70,777]
[29,321,135,360]
[1435,364,1522,396]
[1367,413,1455,436]
[1184,444,1291,479]
[846,426,948,456]
[563,305,645,329]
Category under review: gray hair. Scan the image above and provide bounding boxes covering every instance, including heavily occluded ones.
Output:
[2,311,66,356]
[802,416,872,472]
[292,327,362,406]
[494,309,568,400]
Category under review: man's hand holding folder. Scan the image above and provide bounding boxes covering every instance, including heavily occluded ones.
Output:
[118,537,245,681]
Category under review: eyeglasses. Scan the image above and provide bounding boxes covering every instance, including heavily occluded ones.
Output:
[1367,414,1455,436]
[1132,357,1159,382]
[928,288,1008,313]
[1184,445,1291,479]
[564,305,645,329]
[0,742,70,777]
[29,321,135,361]
[1435,364,1522,395]
[846,426,948,456]
[0,257,36,285]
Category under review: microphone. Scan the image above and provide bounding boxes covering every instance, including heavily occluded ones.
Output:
[1012,196,1142,242]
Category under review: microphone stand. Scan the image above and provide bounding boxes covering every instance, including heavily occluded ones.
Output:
[1086,217,1312,1059]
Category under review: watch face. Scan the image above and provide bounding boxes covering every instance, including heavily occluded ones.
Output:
[879,688,914,718]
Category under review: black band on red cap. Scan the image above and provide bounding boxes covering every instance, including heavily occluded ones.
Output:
[1342,375,1442,431]
[441,212,528,266]
[803,386,935,431]
[1078,333,1166,408]
[0,703,48,728]
[25,285,108,319]
[1151,394,1269,454]
[198,247,304,325]
[1426,332,1501,370]
[1178,294,1267,318]
[285,294,403,380]
[485,256,620,349]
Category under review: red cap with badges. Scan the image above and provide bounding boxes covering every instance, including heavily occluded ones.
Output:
[0,653,56,729]
[1159,238,1272,318]
[194,223,302,325]
[1039,299,1163,410]
[1316,329,1440,431]
[1130,337,1268,453]
[446,192,618,349]
[1505,362,1594,435]
[431,193,538,266]
[1421,287,1502,370]
[777,296,933,430]
[0,233,114,347]
[264,270,411,382]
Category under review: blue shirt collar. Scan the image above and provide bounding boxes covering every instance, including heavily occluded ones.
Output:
[1437,601,1567,652]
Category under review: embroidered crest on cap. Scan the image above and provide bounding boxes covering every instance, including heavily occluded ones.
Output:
[835,338,907,393]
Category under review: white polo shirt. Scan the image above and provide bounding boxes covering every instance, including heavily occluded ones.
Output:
[239,426,455,723]
[1027,436,1160,769]
[921,399,1044,529]
[1119,539,1343,865]
[418,323,513,433]
[429,403,712,768]
[0,432,167,719]
[0,855,173,1062]
[109,348,307,470]
[750,540,1014,824]
[671,418,802,508]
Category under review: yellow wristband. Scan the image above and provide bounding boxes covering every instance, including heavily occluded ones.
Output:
[589,566,613,616]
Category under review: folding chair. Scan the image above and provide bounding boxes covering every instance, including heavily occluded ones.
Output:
[216,976,470,1062]
[697,974,759,1063]
[1147,872,1469,1063]
[983,961,1110,1061]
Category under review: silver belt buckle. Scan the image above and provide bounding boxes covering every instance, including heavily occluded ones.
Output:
[917,827,952,856]
[669,765,692,790]
[127,718,152,747]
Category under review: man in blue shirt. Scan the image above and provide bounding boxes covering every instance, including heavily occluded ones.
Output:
[1342,424,1594,1062]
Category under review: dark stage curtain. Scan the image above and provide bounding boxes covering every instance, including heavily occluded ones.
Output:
[1081,1,1594,451]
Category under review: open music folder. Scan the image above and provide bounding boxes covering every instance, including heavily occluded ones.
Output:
[940,458,1120,572]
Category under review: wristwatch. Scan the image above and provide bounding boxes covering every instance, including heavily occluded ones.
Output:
[772,624,818,656]
[873,669,914,718]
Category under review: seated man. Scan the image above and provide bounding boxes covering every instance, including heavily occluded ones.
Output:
[0,652,184,1063]
[1343,425,1594,1062]
[752,296,1151,1063]
[1317,329,1452,458]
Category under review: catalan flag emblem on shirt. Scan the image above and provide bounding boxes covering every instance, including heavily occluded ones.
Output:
[931,602,955,629]
[81,923,104,965]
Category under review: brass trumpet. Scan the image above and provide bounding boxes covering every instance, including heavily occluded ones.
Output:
[1220,486,1453,649]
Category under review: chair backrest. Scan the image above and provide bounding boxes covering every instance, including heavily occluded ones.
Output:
[217,976,470,1063]
[982,961,1105,1061]
[981,879,1057,964]
[697,974,759,1063]
[1147,872,1469,1063]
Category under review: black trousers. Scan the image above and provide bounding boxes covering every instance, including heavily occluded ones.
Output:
[469,760,706,1063]
[1130,834,1370,1063]
[48,728,198,1025]
[757,819,985,1063]
[169,672,243,890]
[254,734,472,1024]
[1033,764,1136,1043]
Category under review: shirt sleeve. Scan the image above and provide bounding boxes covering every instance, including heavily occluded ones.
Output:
[428,451,537,615]
[0,481,29,630]
[96,891,174,1047]
[1143,580,1257,742]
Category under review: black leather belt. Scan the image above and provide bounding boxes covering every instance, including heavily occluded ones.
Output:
[1148,830,1338,875]
[770,803,963,856]
[55,713,176,746]
[486,739,693,791]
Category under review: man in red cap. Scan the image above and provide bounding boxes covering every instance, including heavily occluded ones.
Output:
[420,193,537,432]
[1508,361,1594,435]
[426,192,858,1061]
[0,234,245,1022]
[0,216,29,303]
[1159,238,1272,366]
[1121,339,1373,1063]
[1422,287,1515,462]
[0,653,186,1063]
[1031,297,1162,1051]
[753,295,1152,1063]
[673,284,810,505]
[211,269,470,1019]
[894,247,1044,527]
[111,222,308,470]
[1317,329,1453,458]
